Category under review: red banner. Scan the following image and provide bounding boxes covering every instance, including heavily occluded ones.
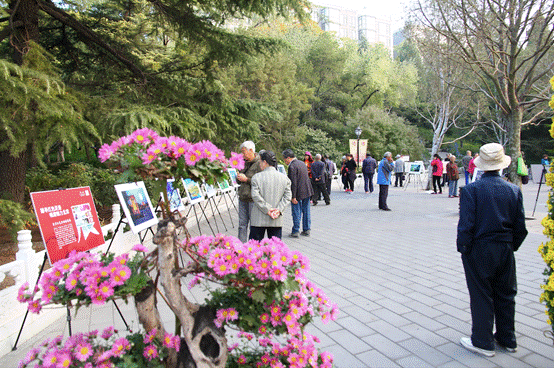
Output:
[31,187,105,263]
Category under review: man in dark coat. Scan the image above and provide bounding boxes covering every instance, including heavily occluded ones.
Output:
[344,153,357,192]
[311,154,330,206]
[362,153,377,193]
[236,140,262,242]
[283,149,314,237]
[457,143,528,357]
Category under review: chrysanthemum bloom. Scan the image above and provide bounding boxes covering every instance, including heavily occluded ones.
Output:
[101,326,115,340]
[141,152,157,165]
[28,299,42,314]
[143,328,158,344]
[98,144,115,163]
[74,342,93,362]
[111,337,131,357]
[143,344,159,361]
[17,283,32,303]
[132,244,149,253]
[184,147,201,166]
[226,308,239,321]
[260,313,270,324]
[237,355,247,364]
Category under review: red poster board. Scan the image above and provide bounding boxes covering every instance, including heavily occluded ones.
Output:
[31,187,105,263]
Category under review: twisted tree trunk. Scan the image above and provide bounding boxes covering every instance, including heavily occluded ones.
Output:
[139,216,228,368]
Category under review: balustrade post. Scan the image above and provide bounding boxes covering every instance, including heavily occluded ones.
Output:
[16,230,36,284]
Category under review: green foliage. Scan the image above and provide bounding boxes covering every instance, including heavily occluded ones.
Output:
[26,163,120,209]
[0,199,36,241]
[0,44,98,160]
[347,105,425,159]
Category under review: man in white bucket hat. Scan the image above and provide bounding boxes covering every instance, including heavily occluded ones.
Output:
[457,143,528,357]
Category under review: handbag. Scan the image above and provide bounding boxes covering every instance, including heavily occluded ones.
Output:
[517,157,528,176]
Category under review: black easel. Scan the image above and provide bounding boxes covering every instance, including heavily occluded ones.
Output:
[215,190,235,227]
[185,199,216,236]
[532,165,547,217]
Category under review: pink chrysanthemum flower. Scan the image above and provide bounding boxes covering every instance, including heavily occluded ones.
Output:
[143,344,158,361]
[65,273,79,291]
[74,341,93,362]
[101,326,115,340]
[170,138,191,158]
[17,282,32,303]
[98,143,114,163]
[184,145,202,166]
[111,337,131,357]
[144,328,157,344]
[132,244,149,253]
[141,152,157,165]
[229,152,245,170]
[130,128,158,145]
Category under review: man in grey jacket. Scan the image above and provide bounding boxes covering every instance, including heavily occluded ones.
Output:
[236,141,262,242]
[249,151,292,240]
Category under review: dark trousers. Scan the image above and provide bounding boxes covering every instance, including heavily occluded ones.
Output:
[394,173,404,187]
[342,175,348,190]
[347,175,355,191]
[249,226,282,241]
[312,179,330,204]
[432,176,442,193]
[325,178,332,196]
[462,243,517,350]
[378,184,389,209]
[363,173,374,193]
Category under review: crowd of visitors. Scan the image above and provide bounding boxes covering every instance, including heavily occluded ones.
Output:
[235,139,536,359]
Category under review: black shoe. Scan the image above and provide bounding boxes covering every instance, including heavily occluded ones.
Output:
[289,232,299,238]
[325,202,330,205]
[383,208,392,211]
[312,202,318,206]
[300,230,310,236]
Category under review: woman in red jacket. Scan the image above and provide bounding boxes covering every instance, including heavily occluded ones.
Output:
[431,154,443,194]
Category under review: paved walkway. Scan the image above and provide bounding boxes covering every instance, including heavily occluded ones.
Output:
[2,178,553,367]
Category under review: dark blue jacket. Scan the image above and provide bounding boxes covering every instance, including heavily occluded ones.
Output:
[457,172,527,254]
[311,160,325,181]
[362,156,377,174]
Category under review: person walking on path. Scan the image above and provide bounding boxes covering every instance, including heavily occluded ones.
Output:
[311,154,331,206]
[323,155,335,196]
[249,151,292,240]
[340,156,348,191]
[457,143,528,357]
[446,155,460,198]
[431,154,443,194]
[236,140,262,242]
[362,153,377,193]
[462,151,472,185]
[345,153,357,192]
[283,149,314,237]
[394,154,405,187]
[377,152,394,211]
[304,152,314,179]
[468,153,478,182]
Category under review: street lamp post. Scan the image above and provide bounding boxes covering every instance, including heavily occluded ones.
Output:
[355,126,362,166]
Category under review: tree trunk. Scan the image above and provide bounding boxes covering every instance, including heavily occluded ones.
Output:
[153,217,228,367]
[0,145,27,203]
[505,108,523,186]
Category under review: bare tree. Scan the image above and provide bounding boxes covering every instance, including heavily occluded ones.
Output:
[414,0,554,184]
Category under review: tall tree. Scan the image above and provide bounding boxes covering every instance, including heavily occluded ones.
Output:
[414,0,554,184]
[0,0,309,202]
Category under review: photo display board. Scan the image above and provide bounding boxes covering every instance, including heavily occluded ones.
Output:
[31,187,104,263]
[115,182,158,234]
[164,179,185,212]
[218,178,232,193]
[203,182,217,198]
[227,168,239,187]
[409,161,424,174]
[182,178,205,205]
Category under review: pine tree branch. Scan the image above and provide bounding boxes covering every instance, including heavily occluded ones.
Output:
[37,0,145,80]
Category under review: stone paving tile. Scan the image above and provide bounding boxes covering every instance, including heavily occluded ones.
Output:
[361,333,411,359]
[355,349,402,368]
[335,316,376,338]
[521,353,554,368]
[327,329,372,355]
[398,337,452,366]
[395,354,436,368]
[399,323,449,347]
[366,319,412,342]
[325,344,365,368]
[402,311,447,330]
[372,307,412,327]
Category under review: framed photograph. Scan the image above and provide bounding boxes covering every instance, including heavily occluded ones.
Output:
[182,178,205,205]
[203,181,217,198]
[218,179,232,193]
[409,162,422,174]
[164,179,185,212]
[472,168,504,182]
[115,182,158,234]
[227,168,239,187]
[277,164,287,175]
